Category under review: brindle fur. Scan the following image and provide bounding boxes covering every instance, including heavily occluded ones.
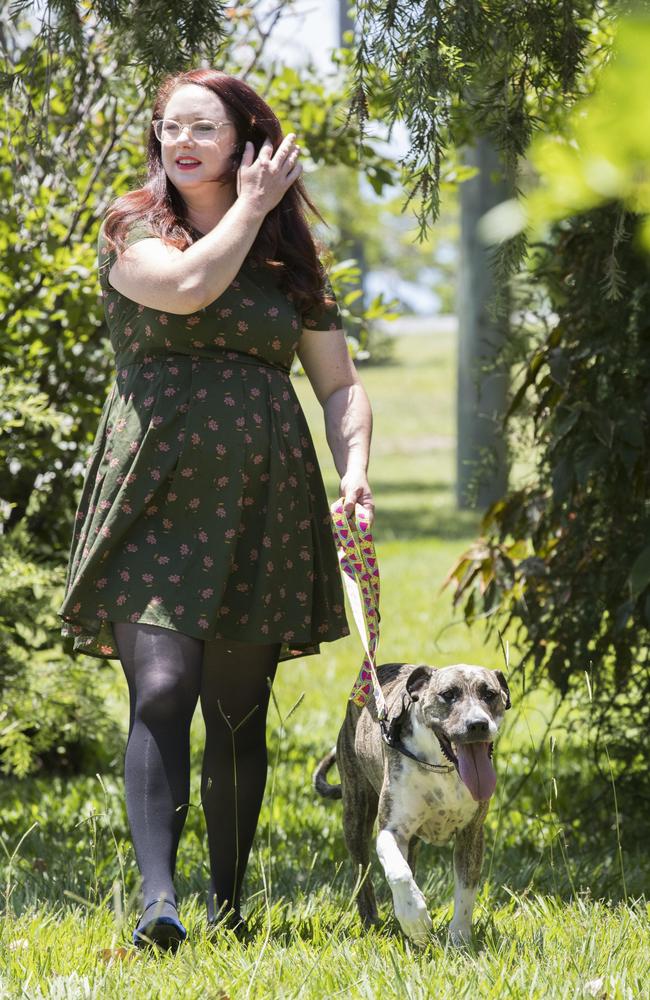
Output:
[313,662,511,945]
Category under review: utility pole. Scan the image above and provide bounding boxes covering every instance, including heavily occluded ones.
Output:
[337,0,367,298]
[456,138,509,510]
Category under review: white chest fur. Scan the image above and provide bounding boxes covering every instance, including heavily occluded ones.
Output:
[385,712,484,844]
[388,761,480,845]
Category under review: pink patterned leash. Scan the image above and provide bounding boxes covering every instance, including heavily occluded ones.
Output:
[330,498,386,720]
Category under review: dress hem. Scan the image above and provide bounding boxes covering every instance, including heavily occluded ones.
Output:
[59,613,350,664]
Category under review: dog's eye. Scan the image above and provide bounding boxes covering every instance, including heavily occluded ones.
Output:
[439,688,458,703]
[481,687,498,702]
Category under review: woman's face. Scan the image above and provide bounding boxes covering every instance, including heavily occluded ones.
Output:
[158,83,239,195]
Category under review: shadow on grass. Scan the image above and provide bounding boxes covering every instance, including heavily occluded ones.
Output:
[364,480,482,541]
[373,507,481,542]
[324,481,482,542]
[373,481,452,495]
[254,736,650,909]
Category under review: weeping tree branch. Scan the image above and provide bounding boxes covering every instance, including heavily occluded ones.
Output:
[349,0,606,248]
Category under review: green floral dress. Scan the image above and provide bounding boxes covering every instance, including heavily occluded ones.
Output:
[57,219,349,661]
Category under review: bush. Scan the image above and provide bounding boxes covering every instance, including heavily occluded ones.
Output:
[0,522,122,777]
[447,204,650,798]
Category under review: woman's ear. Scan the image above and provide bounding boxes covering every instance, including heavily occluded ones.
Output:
[406,664,433,702]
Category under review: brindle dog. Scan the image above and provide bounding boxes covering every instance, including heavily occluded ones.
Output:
[313,662,511,945]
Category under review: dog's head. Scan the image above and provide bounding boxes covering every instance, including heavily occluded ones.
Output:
[405,663,511,802]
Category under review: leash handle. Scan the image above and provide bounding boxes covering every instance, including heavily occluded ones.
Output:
[330,499,386,718]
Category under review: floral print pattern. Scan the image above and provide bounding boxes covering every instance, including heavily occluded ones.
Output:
[57,220,349,661]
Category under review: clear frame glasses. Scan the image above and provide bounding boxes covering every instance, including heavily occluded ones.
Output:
[153,118,234,144]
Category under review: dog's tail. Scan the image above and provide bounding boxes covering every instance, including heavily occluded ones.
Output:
[312,747,342,799]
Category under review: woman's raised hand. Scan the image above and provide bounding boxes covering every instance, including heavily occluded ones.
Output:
[236,134,302,214]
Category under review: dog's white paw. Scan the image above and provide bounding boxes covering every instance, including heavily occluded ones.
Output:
[391,879,432,945]
[448,922,472,947]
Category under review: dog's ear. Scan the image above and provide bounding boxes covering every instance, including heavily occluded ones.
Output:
[494,670,511,710]
[406,664,433,702]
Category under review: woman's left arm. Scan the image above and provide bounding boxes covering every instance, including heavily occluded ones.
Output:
[297,328,374,525]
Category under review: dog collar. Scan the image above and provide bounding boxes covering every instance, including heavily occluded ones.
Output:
[380,719,457,772]
[380,696,457,773]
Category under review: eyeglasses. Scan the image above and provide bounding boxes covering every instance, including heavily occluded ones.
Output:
[152,118,234,143]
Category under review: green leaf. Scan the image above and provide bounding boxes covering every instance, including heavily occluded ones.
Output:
[629,544,650,598]
[588,410,613,448]
[548,348,570,386]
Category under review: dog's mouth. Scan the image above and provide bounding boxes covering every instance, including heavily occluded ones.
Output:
[437,735,496,802]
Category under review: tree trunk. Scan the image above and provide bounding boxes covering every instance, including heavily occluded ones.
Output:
[338,0,367,298]
[456,138,509,510]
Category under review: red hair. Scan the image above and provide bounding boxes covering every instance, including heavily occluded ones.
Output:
[102,68,334,313]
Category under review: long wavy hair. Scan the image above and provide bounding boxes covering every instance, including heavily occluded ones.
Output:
[102,69,334,314]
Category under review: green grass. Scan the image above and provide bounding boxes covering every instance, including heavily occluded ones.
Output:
[301,329,478,541]
[1,332,648,998]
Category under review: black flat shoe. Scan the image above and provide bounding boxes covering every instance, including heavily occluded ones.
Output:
[133,897,188,951]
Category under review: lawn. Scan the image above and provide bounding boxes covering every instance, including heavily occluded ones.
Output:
[1,331,647,999]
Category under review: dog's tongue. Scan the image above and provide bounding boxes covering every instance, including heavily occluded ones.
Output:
[455,742,496,801]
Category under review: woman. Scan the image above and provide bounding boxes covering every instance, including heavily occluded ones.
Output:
[57,68,373,949]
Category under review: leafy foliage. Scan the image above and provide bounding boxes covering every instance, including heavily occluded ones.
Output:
[4,0,230,85]
[446,204,650,791]
[483,14,650,245]
[351,0,602,242]
[0,522,121,777]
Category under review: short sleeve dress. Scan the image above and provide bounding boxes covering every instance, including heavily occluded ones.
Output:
[57,218,350,662]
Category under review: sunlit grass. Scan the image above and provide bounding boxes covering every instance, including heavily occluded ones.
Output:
[296,328,477,541]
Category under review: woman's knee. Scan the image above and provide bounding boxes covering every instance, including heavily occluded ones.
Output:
[134,669,199,727]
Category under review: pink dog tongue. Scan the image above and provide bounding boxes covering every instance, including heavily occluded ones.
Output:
[455,742,496,801]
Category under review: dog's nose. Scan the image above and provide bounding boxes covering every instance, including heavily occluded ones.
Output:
[466,719,490,738]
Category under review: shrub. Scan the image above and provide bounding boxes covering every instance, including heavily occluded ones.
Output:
[447,204,650,798]
[0,522,122,777]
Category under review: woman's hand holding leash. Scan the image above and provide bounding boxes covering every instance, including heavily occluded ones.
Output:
[340,469,374,528]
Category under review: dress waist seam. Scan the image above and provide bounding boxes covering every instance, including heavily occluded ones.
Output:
[114,352,291,376]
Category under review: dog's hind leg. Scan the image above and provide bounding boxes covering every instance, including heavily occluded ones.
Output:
[449,802,488,946]
[341,774,380,929]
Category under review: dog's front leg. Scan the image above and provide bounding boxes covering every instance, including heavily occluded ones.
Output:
[449,804,488,946]
[376,827,432,944]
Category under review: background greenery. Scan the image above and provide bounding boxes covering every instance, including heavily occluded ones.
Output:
[4,0,639,782]
[447,11,650,803]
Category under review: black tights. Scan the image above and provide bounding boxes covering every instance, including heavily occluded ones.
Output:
[113,622,279,922]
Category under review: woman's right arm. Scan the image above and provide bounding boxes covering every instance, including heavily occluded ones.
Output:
[107,134,301,315]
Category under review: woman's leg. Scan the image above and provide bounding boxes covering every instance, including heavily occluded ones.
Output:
[199,638,280,921]
[113,622,203,922]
